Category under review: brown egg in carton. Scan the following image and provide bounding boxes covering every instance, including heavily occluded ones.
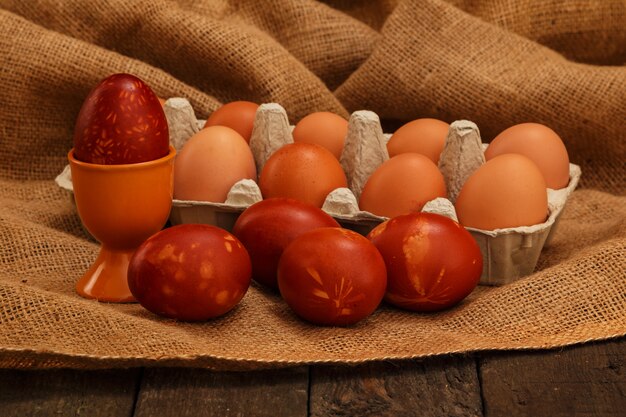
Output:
[56,98,581,286]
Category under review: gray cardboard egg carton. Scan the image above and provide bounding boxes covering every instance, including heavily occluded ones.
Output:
[57,98,581,286]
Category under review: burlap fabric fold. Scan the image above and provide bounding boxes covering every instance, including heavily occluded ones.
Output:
[0,0,624,370]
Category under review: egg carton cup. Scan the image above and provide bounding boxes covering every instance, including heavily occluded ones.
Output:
[56,98,581,286]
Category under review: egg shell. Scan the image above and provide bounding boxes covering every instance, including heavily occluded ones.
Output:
[387,118,449,163]
[359,153,447,218]
[73,73,169,165]
[455,153,549,230]
[204,101,259,143]
[259,142,348,208]
[174,126,257,203]
[485,123,570,189]
[292,111,348,159]
[128,224,251,321]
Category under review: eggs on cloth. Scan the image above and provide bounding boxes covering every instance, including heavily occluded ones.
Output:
[65,69,577,323]
[66,78,578,320]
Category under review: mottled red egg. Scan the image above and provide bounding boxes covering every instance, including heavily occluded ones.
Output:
[128,224,252,321]
[368,213,482,312]
[73,73,169,165]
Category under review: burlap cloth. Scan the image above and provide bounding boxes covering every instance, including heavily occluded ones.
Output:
[0,0,624,370]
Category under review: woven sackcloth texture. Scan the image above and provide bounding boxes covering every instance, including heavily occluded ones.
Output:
[0,0,624,370]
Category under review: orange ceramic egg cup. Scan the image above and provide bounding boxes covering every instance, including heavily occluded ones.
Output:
[68,146,176,302]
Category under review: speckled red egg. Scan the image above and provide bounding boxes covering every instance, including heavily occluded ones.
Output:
[128,224,252,321]
[73,73,169,165]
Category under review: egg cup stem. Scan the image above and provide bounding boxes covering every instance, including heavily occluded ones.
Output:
[76,246,136,302]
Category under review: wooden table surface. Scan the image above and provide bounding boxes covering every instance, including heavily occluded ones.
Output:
[0,337,624,416]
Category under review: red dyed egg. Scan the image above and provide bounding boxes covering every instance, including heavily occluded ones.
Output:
[367,212,482,312]
[128,224,252,321]
[73,73,169,164]
[278,228,387,326]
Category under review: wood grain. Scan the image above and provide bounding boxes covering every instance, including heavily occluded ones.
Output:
[0,368,140,417]
[134,366,308,417]
[1,339,625,416]
[479,338,626,417]
[309,357,483,417]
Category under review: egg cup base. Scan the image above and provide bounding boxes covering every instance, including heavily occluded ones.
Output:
[76,246,136,303]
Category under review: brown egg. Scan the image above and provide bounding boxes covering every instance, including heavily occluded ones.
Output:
[259,142,347,207]
[292,112,348,159]
[359,153,447,218]
[204,101,259,143]
[386,118,450,163]
[485,123,570,189]
[174,126,256,202]
[455,153,548,230]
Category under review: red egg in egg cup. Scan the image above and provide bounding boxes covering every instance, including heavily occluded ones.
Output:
[68,146,176,302]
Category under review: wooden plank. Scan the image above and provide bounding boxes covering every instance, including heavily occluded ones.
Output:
[0,368,140,417]
[134,366,308,417]
[309,358,483,417]
[479,338,626,417]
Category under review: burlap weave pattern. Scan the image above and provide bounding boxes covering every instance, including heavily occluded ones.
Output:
[0,0,624,370]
